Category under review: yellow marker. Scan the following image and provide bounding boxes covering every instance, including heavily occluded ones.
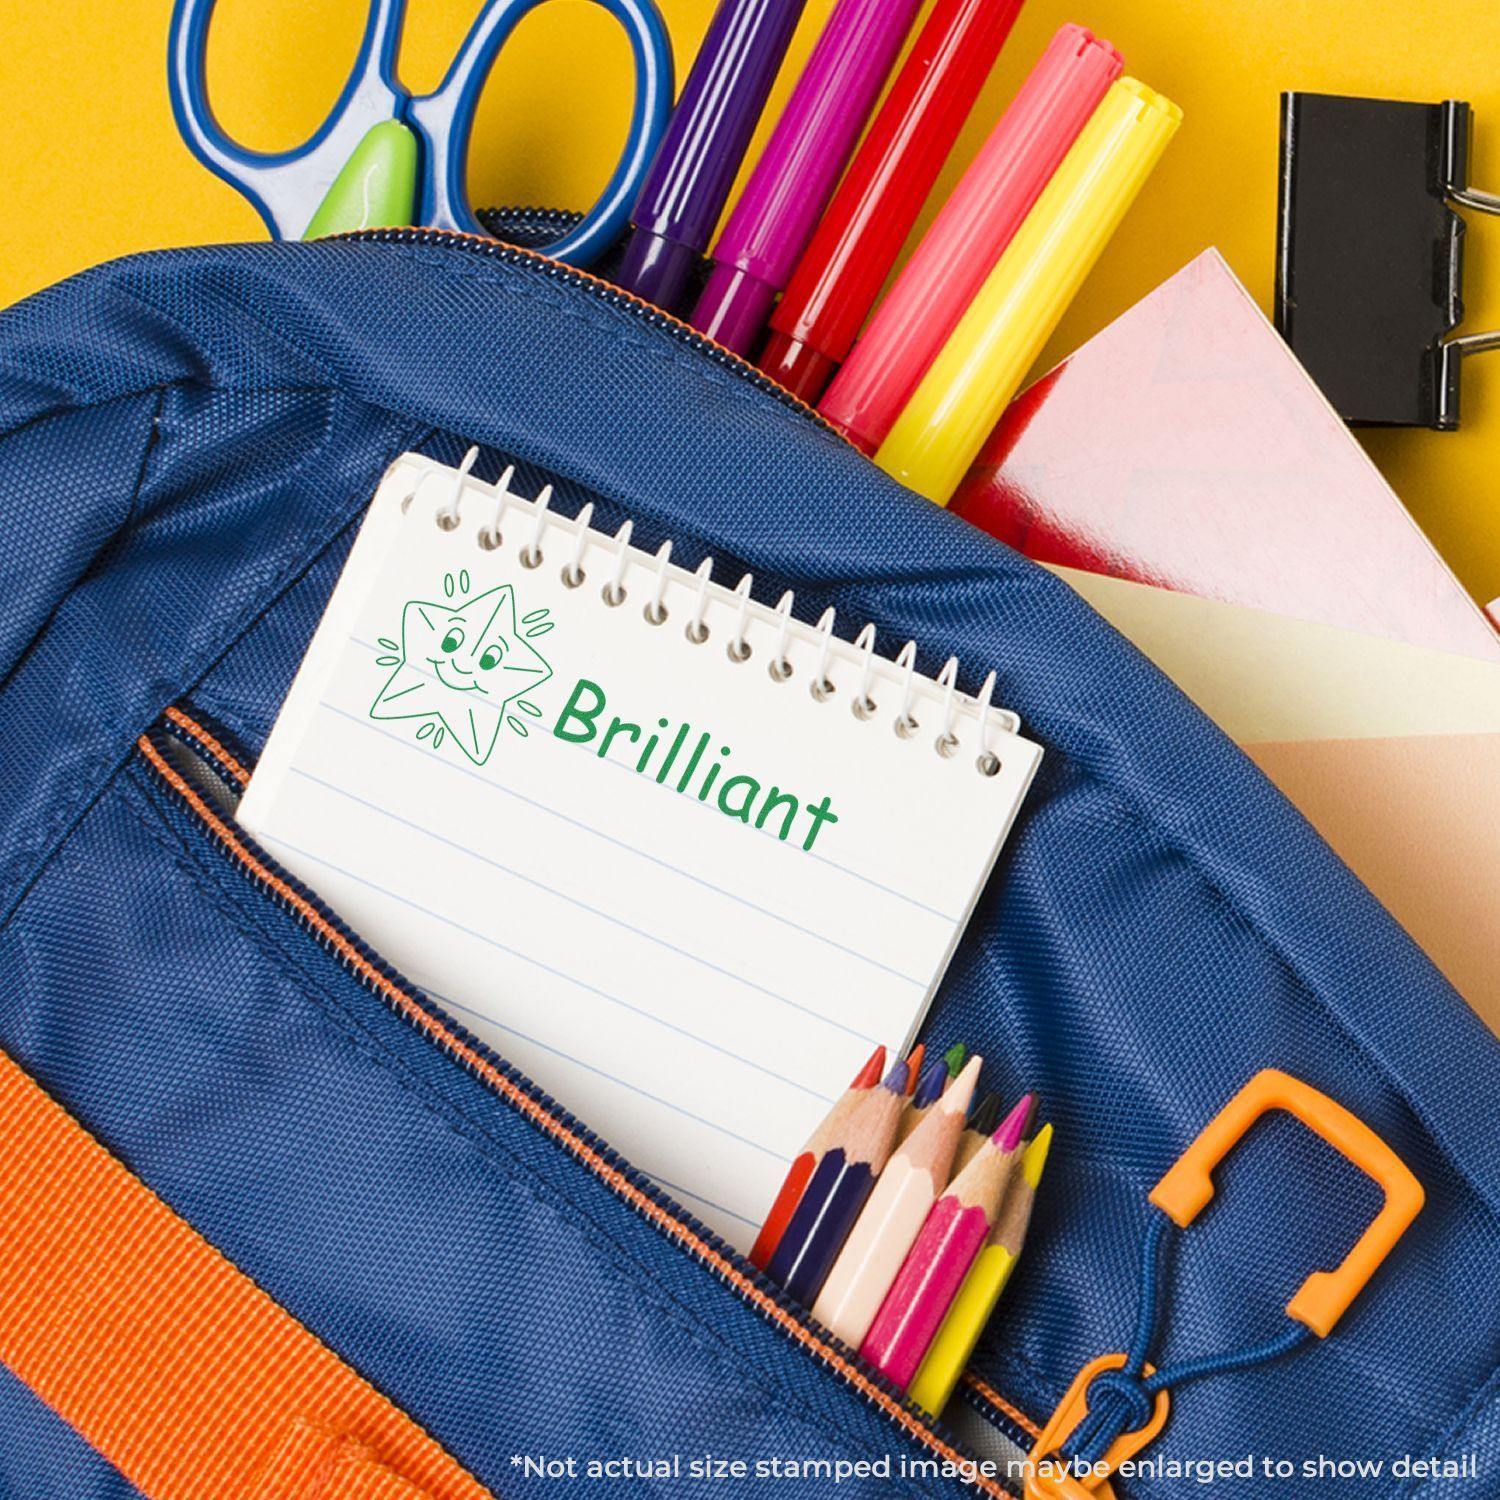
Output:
[908,1123,1053,1418]
[875,80,1182,505]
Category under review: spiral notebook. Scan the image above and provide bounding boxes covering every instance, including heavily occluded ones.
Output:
[241,453,1041,1247]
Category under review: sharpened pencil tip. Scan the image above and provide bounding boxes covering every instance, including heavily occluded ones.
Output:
[883,1058,911,1095]
[912,1059,948,1108]
[942,1041,967,1077]
[850,1045,886,1090]
[902,1044,925,1095]
[1021,1122,1053,1186]
[994,1093,1034,1152]
[967,1090,1001,1137]
[940,1055,983,1115]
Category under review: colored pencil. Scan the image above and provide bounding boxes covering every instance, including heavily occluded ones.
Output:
[749,1044,886,1269]
[943,1042,967,1078]
[951,1089,1001,1175]
[909,1122,1053,1416]
[765,1058,910,1305]
[903,1043,926,1096]
[895,1057,950,1144]
[859,1093,1033,1386]
[813,1056,981,1349]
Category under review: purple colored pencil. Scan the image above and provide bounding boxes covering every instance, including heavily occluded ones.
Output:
[618,0,809,312]
[766,1057,909,1305]
[894,1057,951,1145]
[689,0,926,353]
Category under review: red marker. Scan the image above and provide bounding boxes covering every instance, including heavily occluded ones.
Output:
[819,23,1123,452]
[759,0,1027,402]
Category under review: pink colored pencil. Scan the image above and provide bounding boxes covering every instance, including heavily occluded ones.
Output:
[859,1093,1033,1386]
[812,1056,982,1350]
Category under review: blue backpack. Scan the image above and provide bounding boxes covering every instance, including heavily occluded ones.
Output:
[1,231,1495,1498]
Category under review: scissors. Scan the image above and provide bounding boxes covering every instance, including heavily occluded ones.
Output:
[168,0,674,267]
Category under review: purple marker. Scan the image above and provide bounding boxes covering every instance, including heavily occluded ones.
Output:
[618,0,808,312]
[689,0,925,354]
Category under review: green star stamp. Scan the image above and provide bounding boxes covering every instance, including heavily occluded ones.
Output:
[370,569,554,764]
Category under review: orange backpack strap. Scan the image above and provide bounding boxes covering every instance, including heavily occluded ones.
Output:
[0,1048,493,1500]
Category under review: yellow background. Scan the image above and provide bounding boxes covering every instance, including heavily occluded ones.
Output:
[4,0,1499,607]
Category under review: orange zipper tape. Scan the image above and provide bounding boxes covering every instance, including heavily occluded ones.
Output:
[143,719,1040,1490]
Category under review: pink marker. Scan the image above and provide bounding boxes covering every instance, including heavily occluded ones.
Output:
[859,1094,1033,1387]
[819,24,1122,452]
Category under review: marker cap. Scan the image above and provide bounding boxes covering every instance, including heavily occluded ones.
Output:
[759,330,839,402]
[874,75,1181,504]
[617,229,702,315]
[819,23,1124,452]
[693,264,780,355]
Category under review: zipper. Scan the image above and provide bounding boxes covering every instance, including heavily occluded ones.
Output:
[158,703,1048,1468]
[147,712,1045,1484]
[337,223,849,440]
[146,705,1042,1495]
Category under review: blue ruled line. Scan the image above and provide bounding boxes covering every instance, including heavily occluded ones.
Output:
[257,832,834,1108]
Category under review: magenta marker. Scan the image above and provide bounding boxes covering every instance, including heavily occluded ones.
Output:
[689,0,926,354]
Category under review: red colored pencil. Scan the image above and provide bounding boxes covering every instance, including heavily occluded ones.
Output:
[749,1045,885,1268]
[860,1093,1032,1386]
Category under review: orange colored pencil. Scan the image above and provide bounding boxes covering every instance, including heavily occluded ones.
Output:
[903,1043,926,1095]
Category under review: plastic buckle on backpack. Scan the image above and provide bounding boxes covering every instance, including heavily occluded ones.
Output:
[1025,1354,1170,1500]
[1150,1068,1425,1336]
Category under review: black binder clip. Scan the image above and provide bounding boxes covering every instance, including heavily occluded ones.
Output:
[1276,92,1500,429]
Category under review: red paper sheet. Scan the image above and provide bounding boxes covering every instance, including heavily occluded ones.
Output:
[953,250,1500,661]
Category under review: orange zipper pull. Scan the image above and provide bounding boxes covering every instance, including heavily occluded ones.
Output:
[1024,1354,1169,1500]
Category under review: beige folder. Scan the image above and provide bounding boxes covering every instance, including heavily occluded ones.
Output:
[1051,565,1500,1030]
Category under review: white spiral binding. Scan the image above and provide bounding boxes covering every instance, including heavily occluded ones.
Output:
[409,451,1024,776]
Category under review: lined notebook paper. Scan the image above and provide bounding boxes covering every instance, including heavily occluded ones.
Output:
[241,454,1041,1246]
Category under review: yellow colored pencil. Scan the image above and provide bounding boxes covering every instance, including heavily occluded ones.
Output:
[907,1122,1053,1417]
[875,79,1181,505]
[812,1057,981,1350]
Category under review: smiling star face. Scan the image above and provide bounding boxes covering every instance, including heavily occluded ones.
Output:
[370,578,553,764]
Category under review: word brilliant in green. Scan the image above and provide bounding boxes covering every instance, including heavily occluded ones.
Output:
[553,678,840,852]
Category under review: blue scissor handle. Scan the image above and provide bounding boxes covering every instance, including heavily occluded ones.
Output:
[168,0,406,241]
[408,0,673,265]
[169,0,673,266]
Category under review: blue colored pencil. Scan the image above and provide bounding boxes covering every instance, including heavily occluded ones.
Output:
[766,1057,909,1305]
[894,1057,951,1145]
